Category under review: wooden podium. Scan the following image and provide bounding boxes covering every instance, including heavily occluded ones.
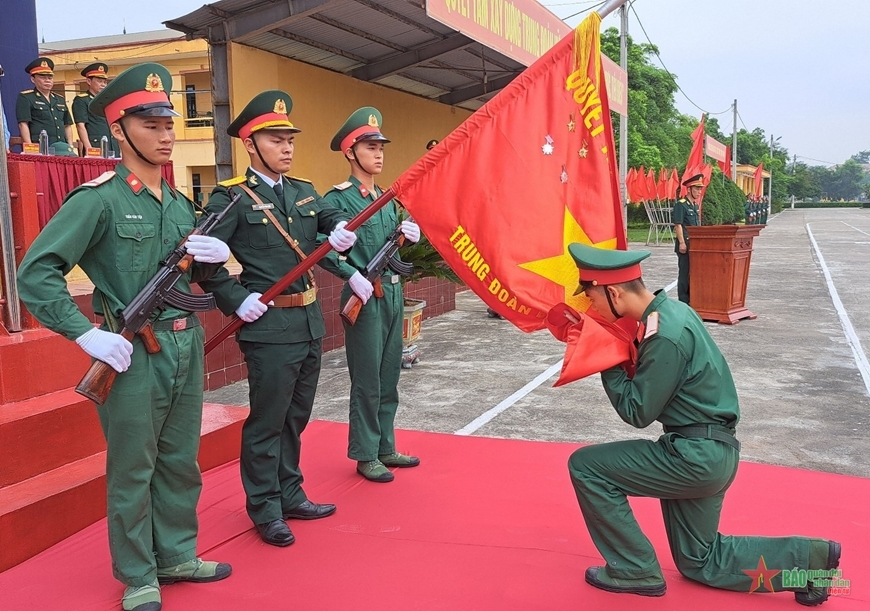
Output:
[686,224,763,324]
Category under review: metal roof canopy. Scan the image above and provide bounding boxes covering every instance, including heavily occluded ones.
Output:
[164,0,526,110]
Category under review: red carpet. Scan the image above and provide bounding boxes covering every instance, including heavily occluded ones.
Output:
[2,420,867,610]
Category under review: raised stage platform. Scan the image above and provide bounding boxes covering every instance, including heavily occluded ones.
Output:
[2,420,866,610]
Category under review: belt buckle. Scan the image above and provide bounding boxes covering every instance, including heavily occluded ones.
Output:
[302,288,316,306]
[172,318,188,331]
[390,275,400,284]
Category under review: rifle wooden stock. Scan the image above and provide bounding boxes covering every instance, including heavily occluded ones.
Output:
[75,328,136,406]
[204,187,397,354]
[340,295,363,326]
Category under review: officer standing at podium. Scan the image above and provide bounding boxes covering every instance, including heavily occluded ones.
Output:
[671,174,702,304]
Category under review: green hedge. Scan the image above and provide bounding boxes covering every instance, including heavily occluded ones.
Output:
[699,169,746,225]
[792,201,863,209]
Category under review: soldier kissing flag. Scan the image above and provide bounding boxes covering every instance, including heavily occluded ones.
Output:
[393,12,634,382]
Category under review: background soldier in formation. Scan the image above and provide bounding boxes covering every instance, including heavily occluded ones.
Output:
[17,62,232,611]
[198,90,356,547]
[671,174,702,304]
[564,243,841,606]
[16,56,75,151]
[322,107,421,483]
[72,62,120,156]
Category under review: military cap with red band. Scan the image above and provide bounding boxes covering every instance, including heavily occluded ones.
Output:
[89,62,179,124]
[682,173,705,188]
[330,106,390,152]
[81,62,109,79]
[227,90,300,139]
[568,243,650,292]
[25,57,54,76]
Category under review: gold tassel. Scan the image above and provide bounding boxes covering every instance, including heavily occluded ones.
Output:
[573,12,602,83]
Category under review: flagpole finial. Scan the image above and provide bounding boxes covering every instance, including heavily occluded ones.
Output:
[597,0,628,20]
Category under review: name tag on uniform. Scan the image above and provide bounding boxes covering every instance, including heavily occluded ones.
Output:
[644,312,659,339]
[295,196,314,206]
[252,203,274,210]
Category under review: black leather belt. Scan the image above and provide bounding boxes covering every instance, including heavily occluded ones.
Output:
[152,315,201,332]
[663,424,740,452]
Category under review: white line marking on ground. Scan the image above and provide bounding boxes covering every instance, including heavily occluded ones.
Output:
[842,222,870,238]
[807,223,870,397]
[455,360,564,435]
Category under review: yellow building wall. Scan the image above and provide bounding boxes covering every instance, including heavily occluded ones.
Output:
[226,43,472,192]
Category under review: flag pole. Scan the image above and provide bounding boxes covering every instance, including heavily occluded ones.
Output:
[203,188,396,354]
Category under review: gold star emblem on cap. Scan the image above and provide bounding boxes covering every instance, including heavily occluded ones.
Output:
[368,114,379,127]
[145,73,164,92]
[41,60,48,68]
[274,99,287,114]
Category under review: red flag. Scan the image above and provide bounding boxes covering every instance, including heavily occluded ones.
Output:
[718,145,732,178]
[753,163,764,199]
[393,12,633,375]
[681,114,706,191]
[634,165,648,201]
[626,168,638,204]
[647,168,657,201]
[657,167,668,200]
[668,168,679,200]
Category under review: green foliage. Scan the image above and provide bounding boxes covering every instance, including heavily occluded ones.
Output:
[398,235,461,286]
[700,169,746,225]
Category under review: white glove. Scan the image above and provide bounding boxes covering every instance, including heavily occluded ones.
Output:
[235,292,270,323]
[348,271,373,304]
[328,221,356,251]
[76,327,134,373]
[184,235,231,264]
[400,220,421,243]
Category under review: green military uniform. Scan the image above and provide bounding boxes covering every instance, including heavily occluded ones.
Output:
[17,65,230,608]
[197,91,349,527]
[671,175,702,304]
[323,177,404,461]
[565,244,838,603]
[321,106,420,481]
[72,63,120,156]
[16,57,73,146]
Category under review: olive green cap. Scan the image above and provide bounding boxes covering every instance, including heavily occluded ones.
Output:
[682,173,704,187]
[227,90,299,139]
[90,62,179,124]
[330,106,390,152]
[25,57,54,75]
[81,62,109,78]
[568,243,649,292]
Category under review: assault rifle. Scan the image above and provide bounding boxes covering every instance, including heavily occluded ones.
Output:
[75,189,242,405]
[340,223,413,326]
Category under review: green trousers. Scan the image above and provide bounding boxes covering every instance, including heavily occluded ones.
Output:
[96,326,204,587]
[238,338,321,525]
[568,434,820,591]
[676,251,690,304]
[341,281,403,461]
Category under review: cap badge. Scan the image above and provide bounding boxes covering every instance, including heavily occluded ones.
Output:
[274,99,287,115]
[40,60,48,68]
[368,114,379,128]
[145,73,164,93]
[97,66,105,74]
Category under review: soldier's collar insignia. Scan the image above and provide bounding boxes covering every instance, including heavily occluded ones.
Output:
[145,73,164,93]
[274,99,287,115]
[368,114,379,128]
[249,174,259,185]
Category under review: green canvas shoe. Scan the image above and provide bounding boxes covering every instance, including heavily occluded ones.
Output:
[378,452,420,468]
[796,541,841,607]
[584,566,667,597]
[357,459,394,482]
[122,580,161,611]
[157,558,232,585]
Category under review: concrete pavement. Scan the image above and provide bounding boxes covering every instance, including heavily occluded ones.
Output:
[205,207,870,478]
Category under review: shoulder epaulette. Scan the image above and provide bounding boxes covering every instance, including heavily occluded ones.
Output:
[76,93,90,97]
[677,198,687,203]
[218,175,246,187]
[80,171,116,188]
[21,89,33,94]
[290,176,312,184]
[333,181,353,190]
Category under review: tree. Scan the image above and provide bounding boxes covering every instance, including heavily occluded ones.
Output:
[850,150,870,164]
[788,162,822,200]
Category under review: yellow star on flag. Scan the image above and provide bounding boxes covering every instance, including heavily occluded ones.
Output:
[519,206,617,312]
